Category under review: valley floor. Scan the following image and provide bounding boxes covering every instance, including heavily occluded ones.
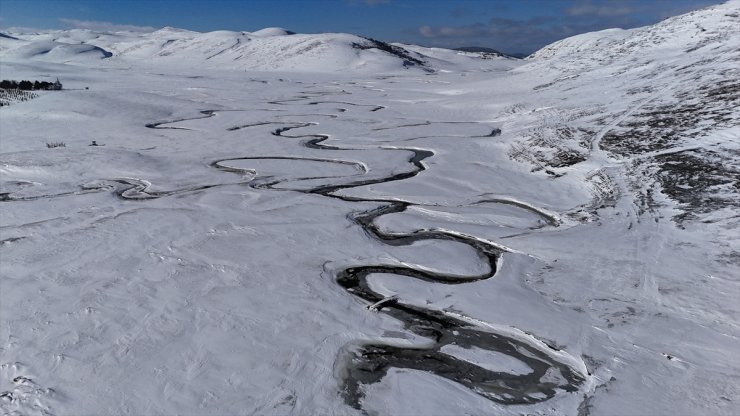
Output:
[1,49,738,415]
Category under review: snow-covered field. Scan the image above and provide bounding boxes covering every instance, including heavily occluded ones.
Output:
[1,2,738,415]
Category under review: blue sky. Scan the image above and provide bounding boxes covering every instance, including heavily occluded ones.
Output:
[0,0,722,54]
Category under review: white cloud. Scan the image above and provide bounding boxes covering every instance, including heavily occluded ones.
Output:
[59,18,156,32]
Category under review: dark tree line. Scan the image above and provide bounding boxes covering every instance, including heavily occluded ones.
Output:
[0,79,60,90]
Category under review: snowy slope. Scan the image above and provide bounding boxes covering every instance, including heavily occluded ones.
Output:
[1,2,739,416]
[514,0,740,222]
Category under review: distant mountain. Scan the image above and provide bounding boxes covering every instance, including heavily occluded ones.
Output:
[0,27,514,73]
[453,46,523,58]
[250,27,296,36]
[0,33,113,61]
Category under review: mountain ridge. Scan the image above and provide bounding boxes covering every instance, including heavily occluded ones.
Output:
[0,27,510,73]
[3,1,736,74]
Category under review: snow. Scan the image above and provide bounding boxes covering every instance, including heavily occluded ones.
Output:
[0,25,521,74]
[250,27,295,37]
[1,1,739,415]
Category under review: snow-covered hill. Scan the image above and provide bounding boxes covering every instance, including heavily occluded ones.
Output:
[528,2,739,66]
[0,26,511,73]
[1,2,738,416]
[513,0,739,222]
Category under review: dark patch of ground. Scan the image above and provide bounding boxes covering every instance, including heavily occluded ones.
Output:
[509,125,593,173]
[600,78,739,223]
[655,148,740,222]
[0,88,39,107]
[352,37,430,70]
[602,80,739,156]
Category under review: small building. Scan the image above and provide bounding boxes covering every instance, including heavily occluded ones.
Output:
[48,78,62,90]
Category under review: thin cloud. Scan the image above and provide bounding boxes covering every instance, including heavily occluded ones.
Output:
[419,24,488,38]
[348,0,390,5]
[566,2,642,17]
[450,7,470,18]
[0,25,47,34]
[416,8,658,54]
[419,17,561,40]
[413,0,724,54]
[60,18,156,32]
[655,1,719,19]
